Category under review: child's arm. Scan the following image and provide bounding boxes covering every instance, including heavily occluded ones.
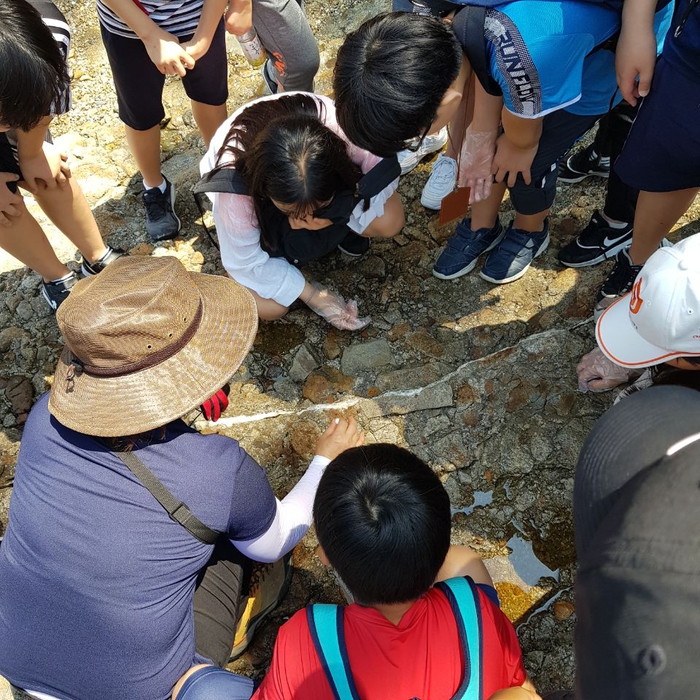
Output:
[491,110,543,188]
[488,679,542,700]
[225,0,253,36]
[616,0,658,105]
[460,79,503,203]
[435,545,494,586]
[100,0,195,76]
[182,0,229,61]
[16,117,70,192]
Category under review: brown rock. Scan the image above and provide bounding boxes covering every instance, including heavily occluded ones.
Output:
[553,601,575,621]
[387,322,411,343]
[290,420,322,459]
[302,367,354,404]
[129,242,155,257]
[456,383,478,406]
[5,376,33,415]
[406,327,444,358]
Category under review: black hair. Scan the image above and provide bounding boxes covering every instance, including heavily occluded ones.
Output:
[0,0,70,131]
[647,358,700,393]
[314,444,451,606]
[333,13,462,157]
[214,94,362,250]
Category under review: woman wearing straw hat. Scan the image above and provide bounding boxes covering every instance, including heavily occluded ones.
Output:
[0,255,364,700]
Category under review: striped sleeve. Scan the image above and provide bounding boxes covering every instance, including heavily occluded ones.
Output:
[96,0,204,39]
[29,0,72,114]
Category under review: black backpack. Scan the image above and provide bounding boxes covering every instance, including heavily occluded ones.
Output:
[192,156,400,266]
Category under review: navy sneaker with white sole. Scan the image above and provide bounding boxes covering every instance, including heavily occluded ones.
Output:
[480,220,550,284]
[433,218,504,280]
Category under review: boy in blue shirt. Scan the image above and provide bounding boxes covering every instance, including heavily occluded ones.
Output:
[334,2,672,284]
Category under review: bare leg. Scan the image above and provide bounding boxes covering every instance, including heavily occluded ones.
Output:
[514,209,549,233]
[470,180,507,230]
[361,192,405,239]
[32,178,108,265]
[125,124,163,188]
[628,188,700,264]
[0,198,71,281]
[246,286,289,321]
[191,101,228,148]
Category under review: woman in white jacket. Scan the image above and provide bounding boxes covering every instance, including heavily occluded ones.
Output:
[200,92,404,330]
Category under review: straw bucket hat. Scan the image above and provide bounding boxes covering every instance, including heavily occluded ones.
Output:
[49,256,258,437]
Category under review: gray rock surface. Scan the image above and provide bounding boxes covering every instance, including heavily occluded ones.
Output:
[1,0,699,697]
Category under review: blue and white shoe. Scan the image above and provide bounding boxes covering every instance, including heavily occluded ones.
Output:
[480,220,550,284]
[433,218,505,280]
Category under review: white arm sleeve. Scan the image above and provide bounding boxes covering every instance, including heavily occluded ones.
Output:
[231,455,330,562]
[212,193,306,307]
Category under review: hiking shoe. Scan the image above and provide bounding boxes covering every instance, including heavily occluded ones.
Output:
[433,218,504,280]
[230,553,293,660]
[480,220,550,284]
[421,154,457,210]
[558,210,632,268]
[594,248,643,319]
[143,177,181,242]
[41,271,79,312]
[337,233,371,258]
[397,127,448,175]
[81,246,125,276]
[261,59,278,95]
[558,143,610,183]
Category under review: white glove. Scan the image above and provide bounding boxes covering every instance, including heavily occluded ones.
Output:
[304,282,370,331]
[577,348,638,393]
[458,128,498,204]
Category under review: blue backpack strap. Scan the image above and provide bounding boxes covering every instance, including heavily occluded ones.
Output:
[306,604,362,700]
[435,577,484,700]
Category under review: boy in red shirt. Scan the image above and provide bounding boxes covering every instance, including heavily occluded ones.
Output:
[254,444,539,700]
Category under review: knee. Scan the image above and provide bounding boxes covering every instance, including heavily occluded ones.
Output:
[256,300,289,321]
[368,195,405,239]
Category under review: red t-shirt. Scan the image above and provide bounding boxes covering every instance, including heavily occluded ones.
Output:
[254,582,526,700]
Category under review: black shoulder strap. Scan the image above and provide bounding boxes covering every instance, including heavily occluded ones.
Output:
[192,167,249,197]
[452,6,502,97]
[112,449,221,545]
[357,155,401,201]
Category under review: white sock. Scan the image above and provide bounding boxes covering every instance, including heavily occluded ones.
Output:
[601,211,629,229]
[144,178,166,194]
[92,246,112,264]
[49,271,75,285]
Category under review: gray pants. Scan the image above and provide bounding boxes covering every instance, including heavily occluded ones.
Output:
[253,0,319,91]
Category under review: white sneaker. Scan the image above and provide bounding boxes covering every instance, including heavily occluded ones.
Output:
[420,154,457,210]
[397,127,449,175]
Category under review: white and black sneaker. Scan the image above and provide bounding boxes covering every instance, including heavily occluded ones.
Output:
[143,177,181,242]
[41,271,79,313]
[558,210,633,267]
[81,246,125,276]
[558,143,610,183]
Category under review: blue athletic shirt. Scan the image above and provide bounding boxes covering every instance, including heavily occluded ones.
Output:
[483,0,673,118]
[0,393,277,700]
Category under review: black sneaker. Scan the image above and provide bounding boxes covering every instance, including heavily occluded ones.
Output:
[41,271,79,312]
[81,246,125,276]
[558,210,633,268]
[594,248,643,319]
[337,233,371,258]
[261,59,278,95]
[143,177,181,242]
[558,143,610,183]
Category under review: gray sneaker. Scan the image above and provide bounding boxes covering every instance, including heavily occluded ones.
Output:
[143,177,181,241]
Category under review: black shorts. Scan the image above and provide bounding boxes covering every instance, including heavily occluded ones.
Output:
[0,134,21,193]
[615,57,700,192]
[508,109,601,215]
[100,20,228,131]
[0,130,52,193]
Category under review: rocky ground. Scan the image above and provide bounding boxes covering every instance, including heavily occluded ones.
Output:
[2,1,700,697]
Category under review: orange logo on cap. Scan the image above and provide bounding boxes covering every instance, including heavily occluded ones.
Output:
[629,278,644,314]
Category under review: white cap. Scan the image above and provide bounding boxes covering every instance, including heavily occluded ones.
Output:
[596,234,700,368]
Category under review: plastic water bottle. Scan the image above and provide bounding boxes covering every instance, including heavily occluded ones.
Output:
[235,28,266,68]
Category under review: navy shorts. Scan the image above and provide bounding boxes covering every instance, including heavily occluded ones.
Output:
[509,109,601,215]
[100,20,228,131]
[615,57,700,192]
